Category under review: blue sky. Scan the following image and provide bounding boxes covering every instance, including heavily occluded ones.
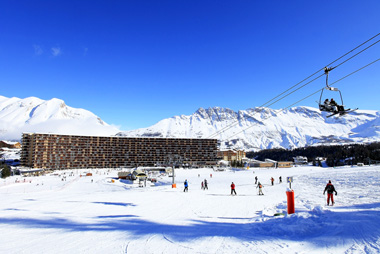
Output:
[1,1,379,130]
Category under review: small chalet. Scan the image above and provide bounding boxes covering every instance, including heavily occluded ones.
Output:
[217,150,246,163]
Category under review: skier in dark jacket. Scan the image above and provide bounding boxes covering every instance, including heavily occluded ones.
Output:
[204,179,208,190]
[184,179,188,192]
[323,180,337,206]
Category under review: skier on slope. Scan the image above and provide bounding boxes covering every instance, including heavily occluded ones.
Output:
[257,182,264,195]
[271,177,274,186]
[184,179,189,192]
[204,179,208,190]
[230,182,237,195]
[323,180,338,206]
[255,176,258,184]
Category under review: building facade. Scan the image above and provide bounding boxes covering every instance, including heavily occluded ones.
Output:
[21,133,219,169]
[244,159,293,168]
[278,161,293,168]
[217,150,246,162]
[293,156,308,165]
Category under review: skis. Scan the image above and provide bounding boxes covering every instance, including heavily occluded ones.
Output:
[326,108,358,118]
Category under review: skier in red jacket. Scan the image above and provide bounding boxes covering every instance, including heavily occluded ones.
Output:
[230,182,237,195]
[323,180,338,206]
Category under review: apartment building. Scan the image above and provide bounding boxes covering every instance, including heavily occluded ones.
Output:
[21,133,218,169]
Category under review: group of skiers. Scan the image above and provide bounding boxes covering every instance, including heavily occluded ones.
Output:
[254,176,282,185]
[230,181,263,196]
[201,179,208,190]
[184,177,338,206]
[184,179,208,192]
[324,98,343,112]
[231,179,270,196]
[183,176,274,196]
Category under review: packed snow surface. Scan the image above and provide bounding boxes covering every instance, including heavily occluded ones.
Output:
[1,166,380,253]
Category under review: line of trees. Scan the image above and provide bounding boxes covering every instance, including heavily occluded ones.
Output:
[247,142,380,167]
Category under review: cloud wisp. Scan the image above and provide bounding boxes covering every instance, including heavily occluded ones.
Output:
[33,45,43,56]
[51,47,62,57]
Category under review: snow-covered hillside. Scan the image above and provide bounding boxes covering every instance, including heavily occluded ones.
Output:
[0,96,119,140]
[1,166,380,253]
[117,107,380,151]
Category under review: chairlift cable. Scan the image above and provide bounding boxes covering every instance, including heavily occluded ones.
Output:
[223,58,380,143]
[325,32,380,69]
[210,72,325,138]
[263,74,325,108]
[223,89,322,143]
[262,33,380,108]
[207,33,380,139]
[213,73,325,140]
[329,58,380,87]
[329,38,380,70]
[257,42,380,112]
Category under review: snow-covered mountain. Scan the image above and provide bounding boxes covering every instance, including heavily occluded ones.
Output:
[2,95,379,151]
[117,106,380,151]
[0,96,119,140]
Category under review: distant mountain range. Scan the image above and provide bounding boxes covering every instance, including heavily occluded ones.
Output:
[1,95,379,151]
[0,96,119,140]
[117,107,380,151]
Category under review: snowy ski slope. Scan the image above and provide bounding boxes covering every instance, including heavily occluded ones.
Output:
[0,166,379,253]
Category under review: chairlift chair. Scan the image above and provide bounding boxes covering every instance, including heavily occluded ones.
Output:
[317,67,358,118]
[318,86,345,112]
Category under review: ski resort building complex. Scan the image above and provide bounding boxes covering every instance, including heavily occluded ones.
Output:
[21,133,219,169]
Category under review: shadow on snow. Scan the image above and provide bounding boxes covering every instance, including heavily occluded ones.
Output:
[1,203,380,248]
[92,202,136,207]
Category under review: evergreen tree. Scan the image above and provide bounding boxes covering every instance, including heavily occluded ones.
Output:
[1,164,11,178]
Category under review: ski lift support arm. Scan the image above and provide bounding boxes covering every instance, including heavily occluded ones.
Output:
[322,66,344,106]
[324,66,336,88]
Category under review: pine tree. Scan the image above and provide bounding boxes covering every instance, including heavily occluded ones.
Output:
[1,164,11,178]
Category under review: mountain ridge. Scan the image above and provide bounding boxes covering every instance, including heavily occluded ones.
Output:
[0,96,119,140]
[1,95,379,151]
[117,106,380,151]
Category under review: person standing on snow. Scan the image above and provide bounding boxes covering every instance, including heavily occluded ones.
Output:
[257,182,264,195]
[184,179,189,192]
[201,181,204,190]
[255,176,258,184]
[230,182,237,195]
[323,180,337,206]
[279,176,282,183]
[204,179,208,190]
[271,177,274,186]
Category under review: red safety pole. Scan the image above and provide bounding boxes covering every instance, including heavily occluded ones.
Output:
[286,189,295,214]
